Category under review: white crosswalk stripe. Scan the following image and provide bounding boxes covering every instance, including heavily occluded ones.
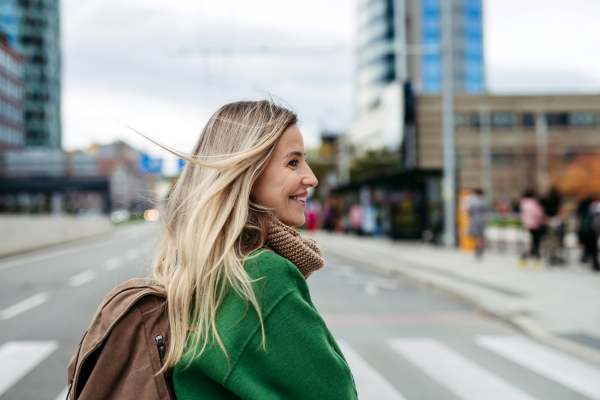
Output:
[1,335,598,399]
[0,341,59,397]
[389,338,538,400]
[477,335,600,400]
[337,341,407,400]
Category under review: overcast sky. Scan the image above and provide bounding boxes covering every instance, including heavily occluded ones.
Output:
[61,0,600,171]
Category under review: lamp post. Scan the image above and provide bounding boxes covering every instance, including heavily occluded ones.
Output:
[441,0,456,247]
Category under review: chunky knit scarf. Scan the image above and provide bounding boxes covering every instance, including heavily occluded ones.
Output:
[264,217,325,279]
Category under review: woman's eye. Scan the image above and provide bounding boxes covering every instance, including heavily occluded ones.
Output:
[288,159,299,167]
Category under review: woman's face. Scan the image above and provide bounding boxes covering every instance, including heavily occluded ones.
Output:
[251,124,318,226]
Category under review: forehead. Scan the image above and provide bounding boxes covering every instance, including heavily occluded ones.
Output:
[275,124,304,153]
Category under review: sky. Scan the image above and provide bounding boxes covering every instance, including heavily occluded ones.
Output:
[61,0,600,173]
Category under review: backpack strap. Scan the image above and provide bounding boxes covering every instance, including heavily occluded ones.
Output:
[66,330,88,400]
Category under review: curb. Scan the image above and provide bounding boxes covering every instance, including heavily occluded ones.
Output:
[318,240,600,366]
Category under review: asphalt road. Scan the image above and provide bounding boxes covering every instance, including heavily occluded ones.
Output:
[1,224,599,400]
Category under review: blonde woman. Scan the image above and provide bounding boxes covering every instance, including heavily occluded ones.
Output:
[151,100,358,399]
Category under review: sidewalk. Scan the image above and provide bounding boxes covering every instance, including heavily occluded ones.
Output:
[311,231,600,365]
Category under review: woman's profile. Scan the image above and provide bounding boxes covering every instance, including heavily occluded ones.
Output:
[150,100,358,399]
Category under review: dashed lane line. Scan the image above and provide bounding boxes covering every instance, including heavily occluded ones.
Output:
[104,256,124,270]
[0,237,139,272]
[67,270,97,287]
[0,292,49,320]
[0,341,59,397]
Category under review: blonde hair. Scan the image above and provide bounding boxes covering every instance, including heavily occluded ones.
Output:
[150,100,298,370]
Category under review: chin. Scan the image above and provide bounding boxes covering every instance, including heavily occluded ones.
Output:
[281,215,305,227]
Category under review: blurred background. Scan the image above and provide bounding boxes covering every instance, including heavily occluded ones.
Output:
[2,0,600,399]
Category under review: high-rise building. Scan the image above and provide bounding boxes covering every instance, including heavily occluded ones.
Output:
[0,0,21,50]
[2,0,61,149]
[357,0,485,115]
[0,33,24,150]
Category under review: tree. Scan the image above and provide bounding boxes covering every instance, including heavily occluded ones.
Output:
[551,149,600,198]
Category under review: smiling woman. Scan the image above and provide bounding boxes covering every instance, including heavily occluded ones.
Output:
[144,100,357,400]
[251,124,318,226]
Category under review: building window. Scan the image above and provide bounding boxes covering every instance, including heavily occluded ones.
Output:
[522,113,535,128]
[454,113,464,127]
[491,113,514,128]
[546,113,570,127]
[492,153,514,166]
[469,113,480,128]
[569,113,597,126]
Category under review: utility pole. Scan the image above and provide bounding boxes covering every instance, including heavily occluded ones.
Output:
[441,0,456,247]
[479,104,492,204]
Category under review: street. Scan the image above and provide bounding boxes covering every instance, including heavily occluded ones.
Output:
[1,225,600,400]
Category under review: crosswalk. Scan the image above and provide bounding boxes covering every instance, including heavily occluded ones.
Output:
[1,335,600,399]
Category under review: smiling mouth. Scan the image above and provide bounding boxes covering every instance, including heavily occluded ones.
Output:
[289,195,307,203]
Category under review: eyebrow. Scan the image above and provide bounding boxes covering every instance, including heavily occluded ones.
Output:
[284,151,306,159]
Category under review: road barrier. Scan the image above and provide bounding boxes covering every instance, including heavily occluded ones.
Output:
[0,215,113,258]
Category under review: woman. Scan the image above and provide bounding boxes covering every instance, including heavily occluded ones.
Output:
[150,101,358,399]
[467,188,487,259]
[519,189,546,268]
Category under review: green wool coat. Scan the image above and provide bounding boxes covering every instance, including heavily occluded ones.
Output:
[173,250,358,400]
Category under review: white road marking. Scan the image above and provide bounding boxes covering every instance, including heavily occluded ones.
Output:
[0,341,59,396]
[477,335,600,400]
[125,248,138,260]
[364,278,398,296]
[0,237,137,272]
[68,270,97,287]
[337,341,407,400]
[365,284,379,296]
[0,293,49,320]
[389,338,538,400]
[104,256,124,270]
[54,386,68,400]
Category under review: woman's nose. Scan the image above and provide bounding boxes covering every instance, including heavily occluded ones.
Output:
[303,169,318,188]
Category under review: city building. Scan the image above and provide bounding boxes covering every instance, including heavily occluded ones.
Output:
[0,141,163,214]
[0,33,24,150]
[0,0,21,50]
[357,0,484,115]
[416,93,600,202]
[12,0,61,148]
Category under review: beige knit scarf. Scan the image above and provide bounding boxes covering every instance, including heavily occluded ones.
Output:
[264,217,325,279]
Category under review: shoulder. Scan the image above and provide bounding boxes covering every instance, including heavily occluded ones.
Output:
[245,250,304,285]
[244,249,309,306]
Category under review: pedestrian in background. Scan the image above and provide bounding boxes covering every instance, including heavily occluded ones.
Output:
[349,203,362,235]
[578,196,600,271]
[519,189,546,269]
[541,188,565,266]
[467,188,487,259]
[148,101,357,399]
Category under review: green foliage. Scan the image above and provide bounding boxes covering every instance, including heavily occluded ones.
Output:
[350,148,402,182]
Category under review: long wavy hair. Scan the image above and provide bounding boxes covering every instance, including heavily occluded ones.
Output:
[149,100,298,370]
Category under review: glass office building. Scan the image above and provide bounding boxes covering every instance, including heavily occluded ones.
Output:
[357,0,485,114]
[0,0,61,149]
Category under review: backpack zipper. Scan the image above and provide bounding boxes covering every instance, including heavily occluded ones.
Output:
[155,335,176,400]
[156,335,166,362]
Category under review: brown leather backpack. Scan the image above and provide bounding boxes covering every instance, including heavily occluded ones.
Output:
[66,278,176,399]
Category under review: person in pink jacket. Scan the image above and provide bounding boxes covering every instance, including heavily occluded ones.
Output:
[520,189,546,266]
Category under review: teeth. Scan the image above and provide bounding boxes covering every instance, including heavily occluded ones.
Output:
[290,196,306,202]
